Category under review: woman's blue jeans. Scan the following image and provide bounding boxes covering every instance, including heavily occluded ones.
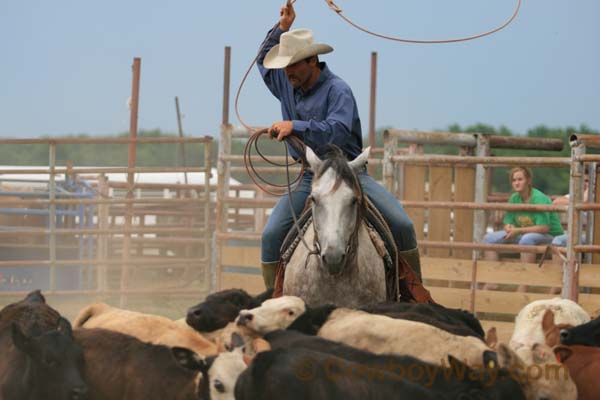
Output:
[483,230,554,246]
[261,171,417,263]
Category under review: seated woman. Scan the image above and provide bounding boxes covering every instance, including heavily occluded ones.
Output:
[483,166,564,264]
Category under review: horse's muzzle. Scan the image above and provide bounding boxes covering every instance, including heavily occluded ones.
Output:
[321,253,346,275]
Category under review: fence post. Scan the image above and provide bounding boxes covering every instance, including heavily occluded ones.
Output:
[564,140,585,301]
[214,46,232,292]
[96,175,109,293]
[215,124,232,291]
[585,161,597,264]
[368,51,377,176]
[473,134,490,244]
[121,57,141,307]
[204,139,213,292]
[470,133,489,310]
[48,142,57,291]
[383,130,397,193]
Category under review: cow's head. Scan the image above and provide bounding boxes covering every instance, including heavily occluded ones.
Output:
[559,315,600,347]
[11,317,88,400]
[497,342,576,400]
[186,288,273,332]
[236,296,306,335]
[541,309,575,347]
[172,345,247,400]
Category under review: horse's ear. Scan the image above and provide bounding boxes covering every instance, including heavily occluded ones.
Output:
[348,147,370,172]
[305,146,323,172]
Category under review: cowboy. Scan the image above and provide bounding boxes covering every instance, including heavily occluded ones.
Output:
[258,2,421,288]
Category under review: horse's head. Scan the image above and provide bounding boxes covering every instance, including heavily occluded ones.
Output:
[306,145,370,275]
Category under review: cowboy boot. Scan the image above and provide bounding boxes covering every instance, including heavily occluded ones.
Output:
[261,261,278,290]
[398,247,423,282]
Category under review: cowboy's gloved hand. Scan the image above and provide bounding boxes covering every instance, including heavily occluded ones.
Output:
[279,2,295,31]
[269,121,293,141]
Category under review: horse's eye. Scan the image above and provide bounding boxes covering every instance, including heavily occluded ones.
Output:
[350,197,358,206]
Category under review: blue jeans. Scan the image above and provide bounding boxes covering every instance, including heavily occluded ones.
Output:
[261,171,417,263]
[552,233,586,247]
[483,230,554,246]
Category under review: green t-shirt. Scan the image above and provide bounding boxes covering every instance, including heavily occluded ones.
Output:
[503,188,564,236]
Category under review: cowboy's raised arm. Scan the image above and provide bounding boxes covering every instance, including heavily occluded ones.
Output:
[279,2,295,32]
[257,3,296,96]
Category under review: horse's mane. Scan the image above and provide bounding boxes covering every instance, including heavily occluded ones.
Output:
[315,145,362,196]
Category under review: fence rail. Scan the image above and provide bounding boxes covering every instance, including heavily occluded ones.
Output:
[0,137,214,303]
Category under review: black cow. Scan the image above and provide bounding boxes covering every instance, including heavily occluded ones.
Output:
[0,290,88,400]
[235,347,437,400]
[360,302,485,339]
[236,330,524,400]
[0,289,60,333]
[2,317,88,400]
[560,316,600,346]
[186,288,273,332]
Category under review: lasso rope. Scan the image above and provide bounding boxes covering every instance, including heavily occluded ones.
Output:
[237,0,522,195]
[323,0,522,44]
[243,128,305,197]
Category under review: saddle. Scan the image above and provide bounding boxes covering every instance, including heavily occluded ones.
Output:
[273,198,434,304]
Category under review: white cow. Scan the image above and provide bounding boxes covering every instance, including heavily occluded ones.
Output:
[509,297,590,352]
[173,346,249,400]
[236,296,491,367]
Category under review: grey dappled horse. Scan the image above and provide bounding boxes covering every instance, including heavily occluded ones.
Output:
[283,145,386,307]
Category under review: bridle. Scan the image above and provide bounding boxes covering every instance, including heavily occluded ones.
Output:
[310,163,365,274]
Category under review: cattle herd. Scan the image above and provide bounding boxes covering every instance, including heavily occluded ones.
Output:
[0,288,599,399]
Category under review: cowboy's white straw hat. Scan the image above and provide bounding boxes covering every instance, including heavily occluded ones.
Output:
[263,28,333,69]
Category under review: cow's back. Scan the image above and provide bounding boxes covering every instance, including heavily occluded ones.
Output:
[74,302,217,356]
[318,309,491,366]
[74,328,198,400]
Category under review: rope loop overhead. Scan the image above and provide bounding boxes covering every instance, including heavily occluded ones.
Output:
[237,0,523,196]
[324,0,522,44]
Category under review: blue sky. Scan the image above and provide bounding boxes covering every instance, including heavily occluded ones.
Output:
[1,0,598,138]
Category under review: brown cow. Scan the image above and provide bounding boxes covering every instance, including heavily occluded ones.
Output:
[75,328,248,400]
[73,302,217,357]
[542,309,599,400]
[554,345,600,400]
[541,309,574,347]
[74,328,198,400]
